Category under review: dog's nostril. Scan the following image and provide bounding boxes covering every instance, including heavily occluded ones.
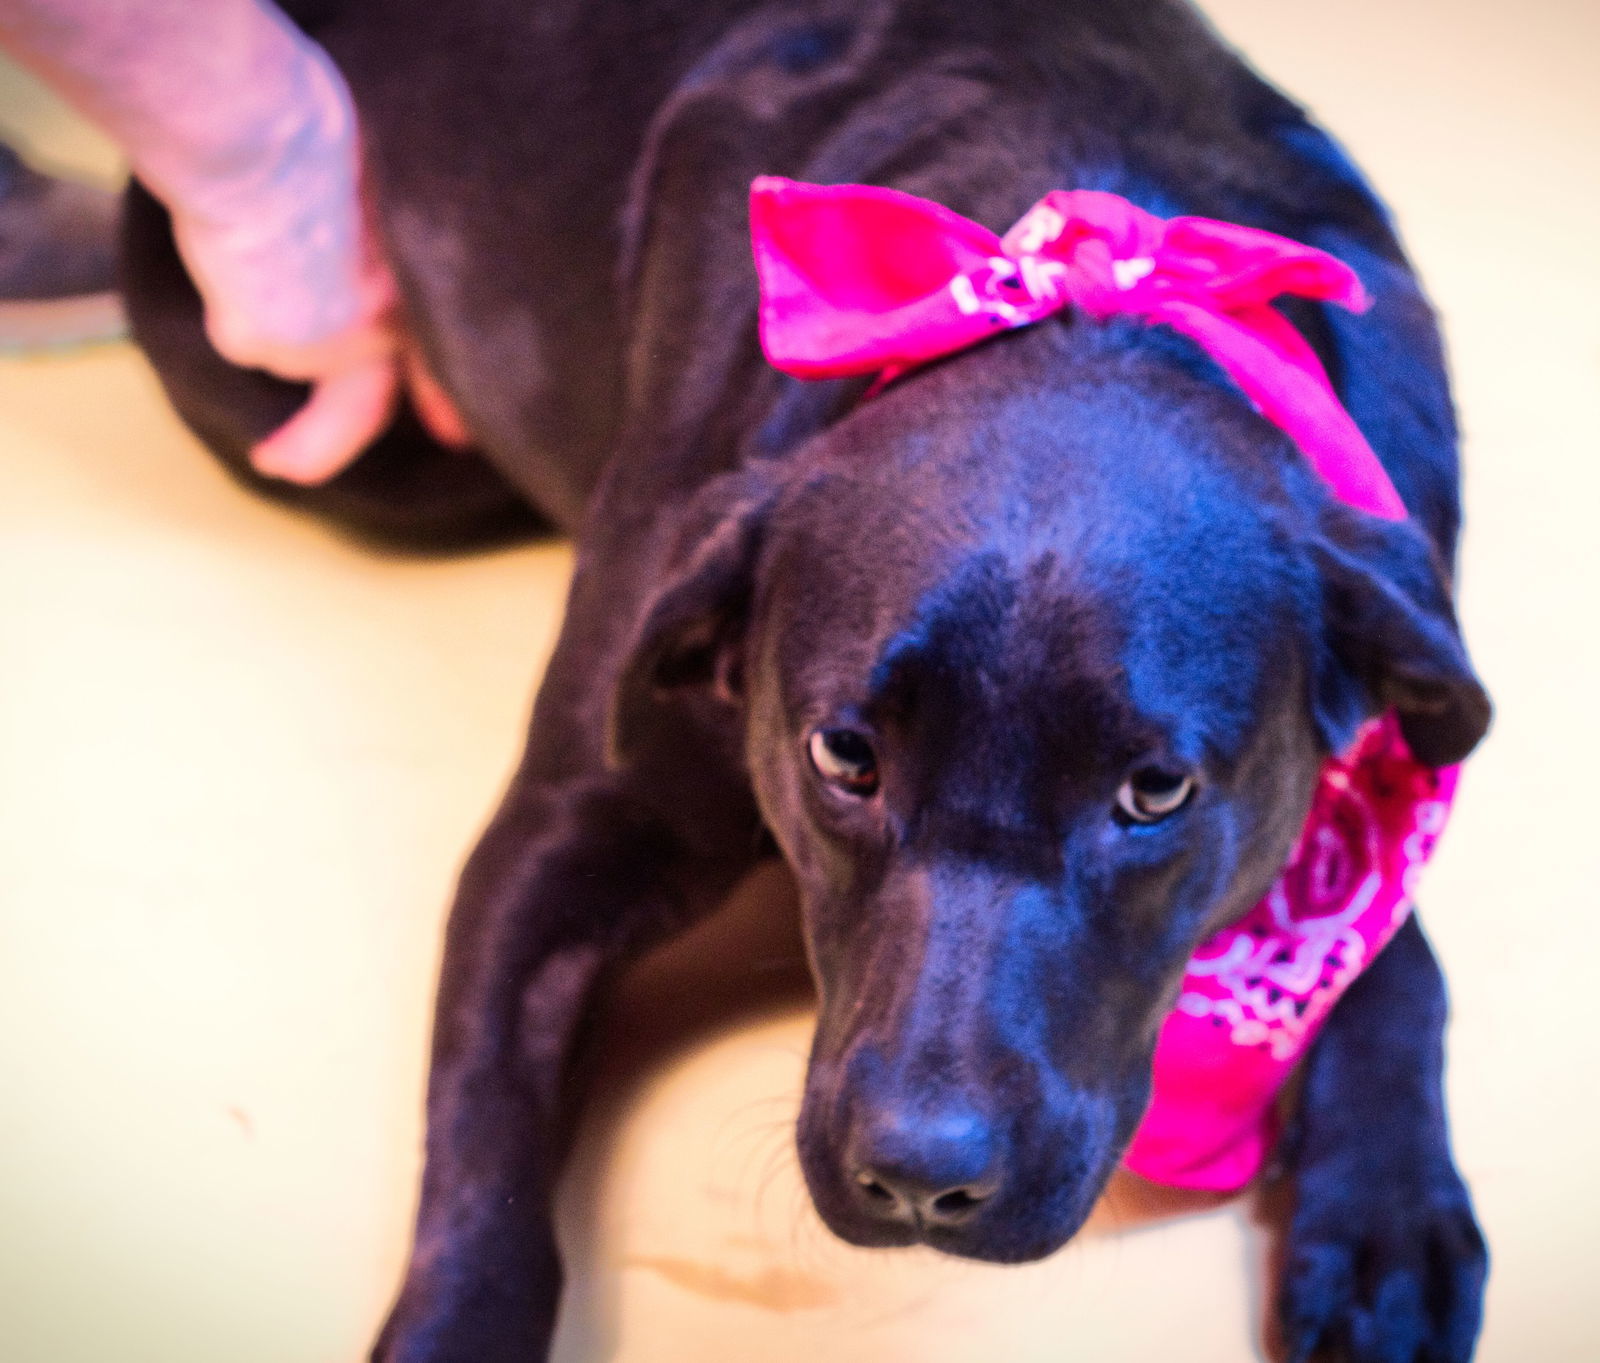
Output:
[855,1171,900,1205]
[930,1185,989,1219]
[852,1165,994,1226]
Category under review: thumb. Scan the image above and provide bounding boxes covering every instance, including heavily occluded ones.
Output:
[250,356,400,484]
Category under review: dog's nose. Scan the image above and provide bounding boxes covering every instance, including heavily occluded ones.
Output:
[848,1104,1000,1228]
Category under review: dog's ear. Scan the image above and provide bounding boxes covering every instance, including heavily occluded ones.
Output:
[607,470,778,763]
[1310,502,1491,767]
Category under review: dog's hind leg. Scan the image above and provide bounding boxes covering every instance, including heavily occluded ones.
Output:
[1275,915,1487,1363]
[119,181,546,552]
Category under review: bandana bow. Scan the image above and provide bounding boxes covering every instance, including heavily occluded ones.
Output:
[749,175,1406,520]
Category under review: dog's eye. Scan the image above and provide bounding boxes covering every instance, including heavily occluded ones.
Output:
[808,728,880,796]
[1115,767,1195,824]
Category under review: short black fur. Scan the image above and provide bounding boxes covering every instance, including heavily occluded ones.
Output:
[118,3,1492,1360]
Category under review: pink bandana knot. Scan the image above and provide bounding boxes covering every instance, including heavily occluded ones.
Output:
[750,176,1407,519]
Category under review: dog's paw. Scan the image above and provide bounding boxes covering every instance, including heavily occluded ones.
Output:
[1278,1170,1488,1363]
[372,1302,552,1363]
[370,1261,561,1363]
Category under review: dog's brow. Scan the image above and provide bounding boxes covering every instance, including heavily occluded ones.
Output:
[861,547,1271,784]
[866,551,1032,705]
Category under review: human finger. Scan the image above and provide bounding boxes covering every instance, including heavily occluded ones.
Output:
[249,355,400,484]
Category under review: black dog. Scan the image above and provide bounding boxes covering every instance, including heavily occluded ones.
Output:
[120,1,1492,1359]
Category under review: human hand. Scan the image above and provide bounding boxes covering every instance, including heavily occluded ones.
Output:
[0,0,468,482]
[164,35,466,483]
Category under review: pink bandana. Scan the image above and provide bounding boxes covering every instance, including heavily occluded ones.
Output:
[749,176,1459,1190]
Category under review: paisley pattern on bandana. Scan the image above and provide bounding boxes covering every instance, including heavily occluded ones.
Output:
[749,176,1408,519]
[1122,716,1457,1190]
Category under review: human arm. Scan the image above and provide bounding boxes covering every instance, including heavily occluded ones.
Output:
[0,0,464,480]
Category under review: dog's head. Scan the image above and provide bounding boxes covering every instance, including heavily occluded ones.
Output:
[616,321,1489,1262]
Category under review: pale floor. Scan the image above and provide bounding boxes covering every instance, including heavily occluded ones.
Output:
[1,2,1597,1360]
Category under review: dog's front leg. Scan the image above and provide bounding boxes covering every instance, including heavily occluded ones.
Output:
[1276,914,1488,1363]
[372,773,747,1363]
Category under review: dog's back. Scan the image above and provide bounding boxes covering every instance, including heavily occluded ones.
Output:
[123,0,1461,562]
